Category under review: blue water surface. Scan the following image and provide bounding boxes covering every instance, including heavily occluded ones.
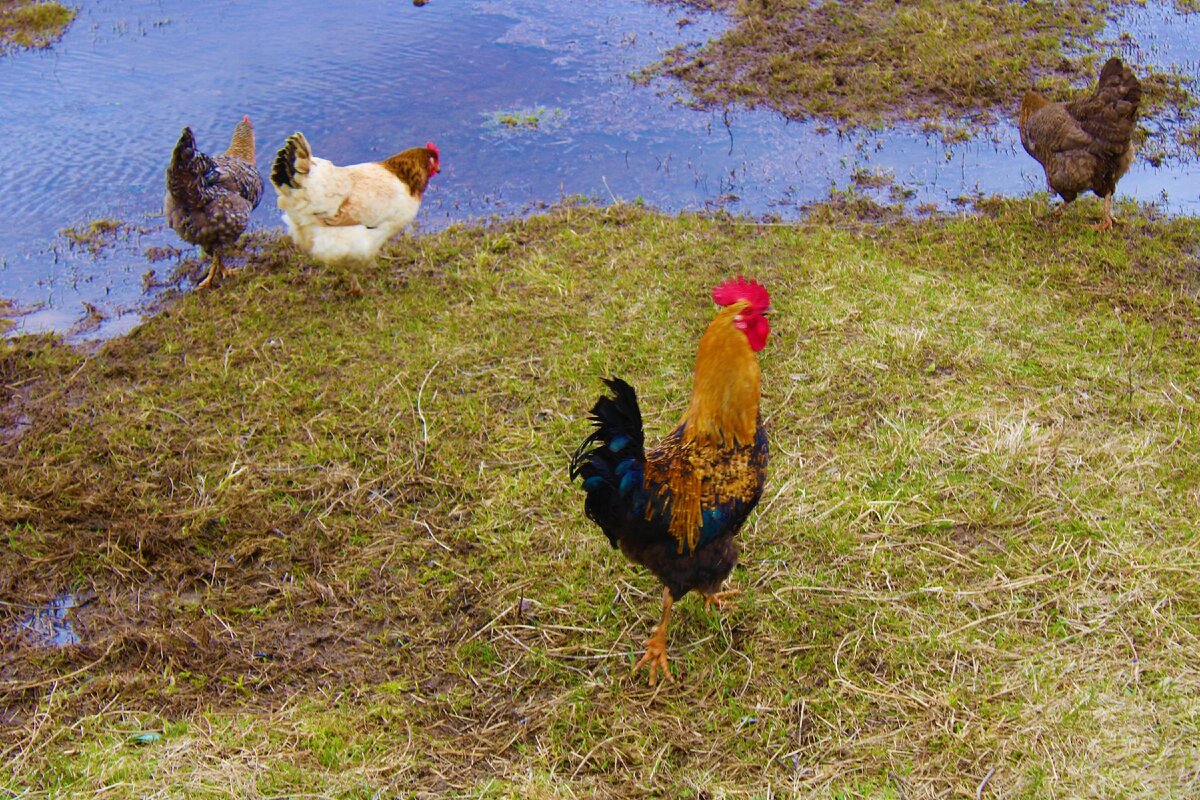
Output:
[0,0,1196,338]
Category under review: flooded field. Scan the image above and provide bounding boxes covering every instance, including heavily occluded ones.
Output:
[0,0,1197,339]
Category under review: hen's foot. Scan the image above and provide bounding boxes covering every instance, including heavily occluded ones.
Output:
[702,589,741,611]
[634,627,671,686]
[347,275,365,297]
[196,258,222,290]
[1040,201,1070,226]
[1090,195,1116,232]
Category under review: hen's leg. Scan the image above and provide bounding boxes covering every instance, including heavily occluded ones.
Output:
[702,588,741,611]
[1048,199,1071,221]
[1090,195,1114,232]
[197,254,223,290]
[634,587,673,686]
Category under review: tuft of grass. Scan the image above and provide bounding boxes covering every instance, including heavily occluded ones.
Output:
[1,201,1199,797]
[644,0,1200,156]
[496,109,544,129]
[59,218,129,257]
[486,107,566,134]
[0,0,75,53]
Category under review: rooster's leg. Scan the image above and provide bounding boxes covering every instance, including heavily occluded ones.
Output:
[634,587,673,686]
[1090,195,1114,232]
[197,254,223,290]
[702,588,742,611]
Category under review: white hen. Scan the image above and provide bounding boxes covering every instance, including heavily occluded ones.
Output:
[271,133,440,269]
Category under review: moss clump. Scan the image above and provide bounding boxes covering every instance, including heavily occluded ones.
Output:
[0,0,75,53]
[646,0,1199,155]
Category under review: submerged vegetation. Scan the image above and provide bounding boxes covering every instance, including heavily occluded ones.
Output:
[0,0,74,53]
[487,106,567,136]
[646,0,1200,155]
[59,218,130,257]
[3,200,1199,796]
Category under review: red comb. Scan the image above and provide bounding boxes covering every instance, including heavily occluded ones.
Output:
[712,275,770,311]
[426,141,439,157]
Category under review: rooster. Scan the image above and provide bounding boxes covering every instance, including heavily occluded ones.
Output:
[1019,57,1142,231]
[570,276,772,685]
[164,116,264,289]
[270,133,440,292]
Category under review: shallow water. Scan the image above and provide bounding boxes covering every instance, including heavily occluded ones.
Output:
[15,593,85,647]
[0,0,1197,339]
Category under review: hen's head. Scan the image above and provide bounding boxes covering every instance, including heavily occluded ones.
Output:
[228,115,257,161]
[1018,91,1048,129]
[713,275,771,352]
[425,141,441,177]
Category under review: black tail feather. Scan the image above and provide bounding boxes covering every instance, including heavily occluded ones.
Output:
[271,132,309,189]
[570,377,649,547]
[570,377,645,480]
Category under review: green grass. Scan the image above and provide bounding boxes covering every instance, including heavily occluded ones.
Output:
[59,218,129,257]
[2,199,1200,797]
[0,0,74,53]
[493,108,547,128]
[487,106,567,135]
[644,0,1200,156]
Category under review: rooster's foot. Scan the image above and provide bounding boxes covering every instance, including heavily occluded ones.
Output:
[634,628,672,686]
[702,589,741,611]
[635,588,674,686]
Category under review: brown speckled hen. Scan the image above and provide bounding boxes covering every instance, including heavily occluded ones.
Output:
[1019,57,1141,231]
[570,276,772,686]
[165,116,264,288]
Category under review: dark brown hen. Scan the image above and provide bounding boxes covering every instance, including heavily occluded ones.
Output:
[1019,57,1141,231]
[165,116,264,288]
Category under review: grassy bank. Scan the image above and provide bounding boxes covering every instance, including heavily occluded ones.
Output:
[2,200,1199,797]
[0,0,74,53]
[647,0,1200,156]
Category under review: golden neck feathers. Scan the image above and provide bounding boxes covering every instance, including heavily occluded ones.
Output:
[678,301,762,447]
[226,121,256,163]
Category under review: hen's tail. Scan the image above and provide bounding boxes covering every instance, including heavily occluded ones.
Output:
[1096,57,1142,109]
[271,132,312,190]
[1069,57,1141,153]
[166,127,215,210]
[570,378,648,543]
